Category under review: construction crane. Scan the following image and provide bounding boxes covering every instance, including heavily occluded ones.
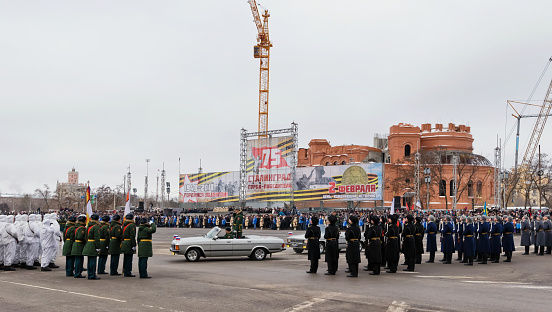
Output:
[506,57,552,206]
[248,0,272,138]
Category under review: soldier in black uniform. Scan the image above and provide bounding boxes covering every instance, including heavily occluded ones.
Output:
[345,215,361,277]
[305,216,321,273]
[324,215,340,275]
[414,217,424,264]
[402,215,416,272]
[364,216,383,275]
[385,215,400,273]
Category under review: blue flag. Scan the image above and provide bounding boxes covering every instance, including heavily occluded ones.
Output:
[483,201,487,216]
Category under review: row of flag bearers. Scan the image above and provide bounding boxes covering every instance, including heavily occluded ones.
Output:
[63,213,156,279]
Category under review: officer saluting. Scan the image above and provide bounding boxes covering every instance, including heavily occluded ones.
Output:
[137,217,156,278]
[121,214,137,277]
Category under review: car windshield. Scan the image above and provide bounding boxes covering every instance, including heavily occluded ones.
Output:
[205,227,221,239]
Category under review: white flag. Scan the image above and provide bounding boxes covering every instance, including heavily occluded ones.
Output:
[416,199,422,209]
[124,191,131,216]
[390,197,395,215]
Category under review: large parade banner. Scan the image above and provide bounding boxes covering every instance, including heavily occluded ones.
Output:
[245,136,294,200]
[179,136,295,204]
[294,163,383,201]
[179,163,382,204]
[179,171,240,203]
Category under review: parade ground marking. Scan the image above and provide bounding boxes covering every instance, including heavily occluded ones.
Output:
[283,298,326,312]
[416,275,473,279]
[0,280,127,303]
[386,301,409,312]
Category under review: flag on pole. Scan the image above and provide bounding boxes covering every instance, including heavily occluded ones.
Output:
[86,186,93,223]
[390,197,395,215]
[124,190,131,216]
[483,201,487,216]
[416,199,422,210]
[405,202,409,210]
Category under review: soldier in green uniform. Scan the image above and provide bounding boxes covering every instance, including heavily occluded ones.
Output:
[137,217,156,278]
[83,214,101,280]
[70,215,87,278]
[62,215,76,277]
[97,215,110,275]
[223,227,234,239]
[121,213,137,277]
[233,208,244,239]
[109,214,123,276]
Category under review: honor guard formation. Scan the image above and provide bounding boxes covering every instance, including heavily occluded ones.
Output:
[0,212,156,279]
[302,211,552,277]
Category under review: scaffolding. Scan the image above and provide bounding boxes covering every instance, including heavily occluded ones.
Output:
[239,122,298,208]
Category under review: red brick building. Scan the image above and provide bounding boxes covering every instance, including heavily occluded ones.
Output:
[297,123,495,210]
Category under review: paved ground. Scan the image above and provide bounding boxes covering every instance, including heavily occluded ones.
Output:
[0,227,551,312]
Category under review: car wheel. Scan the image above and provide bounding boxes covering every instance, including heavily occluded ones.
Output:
[293,248,304,254]
[252,248,267,261]
[319,242,325,254]
[185,248,201,262]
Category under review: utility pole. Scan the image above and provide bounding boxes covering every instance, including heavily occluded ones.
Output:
[145,159,150,204]
[424,167,431,210]
[452,155,459,211]
[161,163,166,209]
[156,171,159,207]
[494,137,501,209]
[415,151,420,209]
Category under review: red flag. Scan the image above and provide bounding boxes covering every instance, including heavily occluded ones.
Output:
[405,202,409,210]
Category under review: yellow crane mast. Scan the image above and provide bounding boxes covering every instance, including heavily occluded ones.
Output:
[248,0,272,138]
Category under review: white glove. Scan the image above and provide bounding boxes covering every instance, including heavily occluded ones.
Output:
[95,249,100,252]
[149,220,154,224]
[132,247,136,251]
[106,246,109,250]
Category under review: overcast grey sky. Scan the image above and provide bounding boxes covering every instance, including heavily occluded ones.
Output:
[1,0,552,197]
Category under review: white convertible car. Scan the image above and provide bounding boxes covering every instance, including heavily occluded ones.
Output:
[170,227,286,262]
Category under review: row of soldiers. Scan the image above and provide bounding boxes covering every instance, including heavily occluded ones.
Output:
[0,214,62,271]
[63,213,156,279]
[304,213,536,277]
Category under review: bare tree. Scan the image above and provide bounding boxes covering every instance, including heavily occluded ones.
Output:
[35,184,50,210]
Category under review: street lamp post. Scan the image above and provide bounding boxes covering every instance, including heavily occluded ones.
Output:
[424,167,431,210]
